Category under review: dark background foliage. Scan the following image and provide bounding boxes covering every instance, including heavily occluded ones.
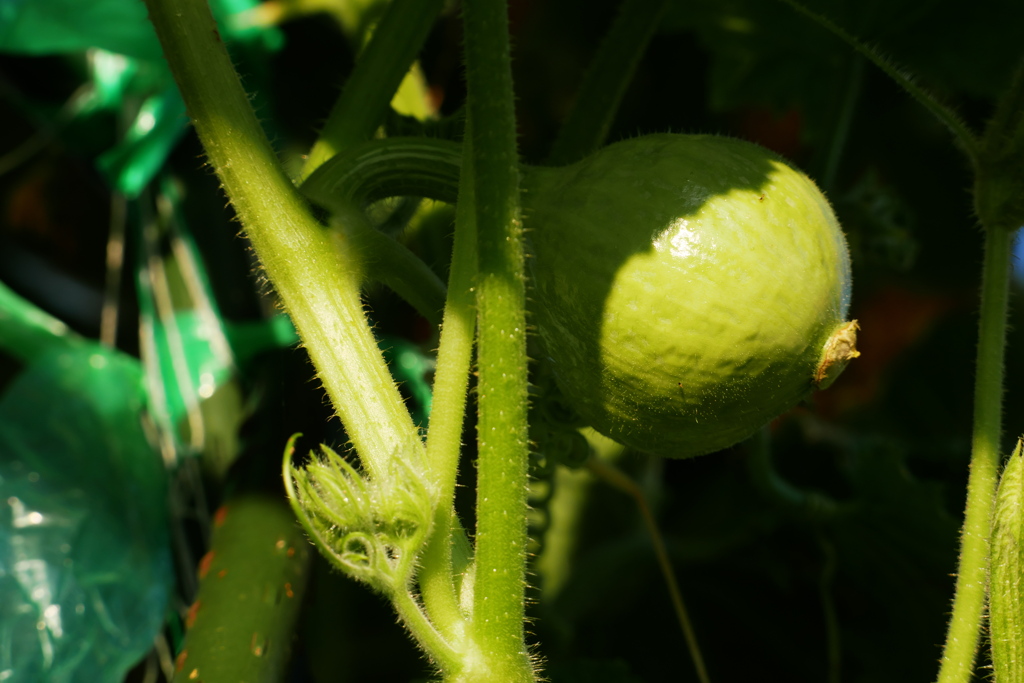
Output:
[0,0,1022,681]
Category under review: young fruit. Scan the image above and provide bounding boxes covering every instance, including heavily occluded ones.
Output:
[524,134,857,458]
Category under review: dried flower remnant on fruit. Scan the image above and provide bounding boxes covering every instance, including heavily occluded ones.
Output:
[815,320,861,389]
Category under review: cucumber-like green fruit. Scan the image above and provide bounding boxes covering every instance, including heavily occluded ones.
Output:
[524,134,857,458]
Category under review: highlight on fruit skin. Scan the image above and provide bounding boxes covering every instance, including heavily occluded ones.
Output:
[524,133,858,458]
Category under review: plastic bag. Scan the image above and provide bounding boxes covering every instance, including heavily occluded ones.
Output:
[0,283,172,683]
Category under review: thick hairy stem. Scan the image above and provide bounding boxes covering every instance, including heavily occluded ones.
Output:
[144,0,420,479]
[461,0,534,679]
[936,225,1014,683]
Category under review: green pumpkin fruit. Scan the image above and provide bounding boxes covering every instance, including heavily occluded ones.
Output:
[524,133,857,458]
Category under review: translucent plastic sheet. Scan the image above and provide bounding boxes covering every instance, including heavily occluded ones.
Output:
[0,286,171,683]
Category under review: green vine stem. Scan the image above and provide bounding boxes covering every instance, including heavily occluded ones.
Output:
[546,0,669,165]
[303,137,463,212]
[820,56,864,192]
[143,0,421,479]
[815,534,842,683]
[333,204,448,327]
[981,58,1024,163]
[418,132,480,646]
[461,0,534,679]
[937,224,1014,683]
[299,0,446,180]
[975,58,1024,234]
[775,6,1024,680]
[777,0,981,168]
[938,51,1023,683]
[390,588,463,671]
[586,456,711,683]
[297,133,487,646]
